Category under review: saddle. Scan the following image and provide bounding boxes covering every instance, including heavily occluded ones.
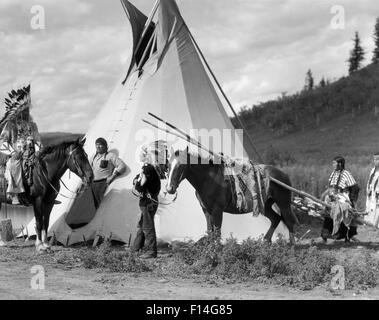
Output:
[224,160,267,215]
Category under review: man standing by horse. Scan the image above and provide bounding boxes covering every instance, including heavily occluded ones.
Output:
[90,137,126,209]
[132,145,162,259]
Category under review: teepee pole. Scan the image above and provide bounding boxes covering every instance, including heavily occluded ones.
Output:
[148,112,216,157]
[144,118,220,162]
[137,28,157,69]
[133,0,160,57]
[145,114,223,162]
[120,0,130,19]
[144,118,211,157]
[185,24,263,163]
[142,119,189,142]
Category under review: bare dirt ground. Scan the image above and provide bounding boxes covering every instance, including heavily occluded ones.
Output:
[1,220,379,300]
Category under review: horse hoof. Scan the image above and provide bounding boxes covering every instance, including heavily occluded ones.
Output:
[36,244,47,253]
[43,244,52,252]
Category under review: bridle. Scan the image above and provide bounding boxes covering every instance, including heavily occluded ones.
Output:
[163,153,187,200]
[131,185,178,205]
[39,144,89,199]
[67,145,86,178]
[132,154,183,206]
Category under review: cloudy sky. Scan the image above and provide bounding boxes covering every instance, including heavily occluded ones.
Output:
[0,0,378,133]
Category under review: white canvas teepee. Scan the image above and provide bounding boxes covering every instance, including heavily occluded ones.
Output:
[24,0,288,245]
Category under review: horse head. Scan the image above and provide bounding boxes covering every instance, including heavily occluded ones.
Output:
[66,137,94,186]
[166,144,189,194]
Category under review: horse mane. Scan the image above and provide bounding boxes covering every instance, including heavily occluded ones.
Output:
[37,138,79,161]
[171,142,216,164]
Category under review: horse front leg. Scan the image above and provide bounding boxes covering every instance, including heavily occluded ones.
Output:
[195,192,223,239]
[41,201,54,249]
[201,208,212,234]
[33,198,45,252]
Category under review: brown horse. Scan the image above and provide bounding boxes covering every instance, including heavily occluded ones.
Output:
[165,146,298,243]
[27,138,93,251]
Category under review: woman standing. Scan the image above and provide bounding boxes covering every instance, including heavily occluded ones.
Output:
[321,156,360,242]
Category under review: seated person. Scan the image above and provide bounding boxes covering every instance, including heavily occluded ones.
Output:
[5,142,25,204]
[22,135,37,187]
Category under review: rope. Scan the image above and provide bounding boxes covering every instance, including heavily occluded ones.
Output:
[59,177,82,195]
[131,185,177,206]
[37,146,87,200]
[39,165,84,200]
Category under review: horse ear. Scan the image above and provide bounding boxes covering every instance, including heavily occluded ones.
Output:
[168,146,174,158]
[78,137,86,146]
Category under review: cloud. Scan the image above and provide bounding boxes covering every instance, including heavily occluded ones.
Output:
[185,0,379,108]
[0,0,378,133]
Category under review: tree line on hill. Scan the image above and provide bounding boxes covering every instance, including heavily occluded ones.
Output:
[234,18,379,137]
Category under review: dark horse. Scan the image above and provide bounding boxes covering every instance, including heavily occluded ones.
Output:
[26,138,93,252]
[165,146,299,243]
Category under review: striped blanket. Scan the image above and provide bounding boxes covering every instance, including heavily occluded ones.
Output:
[224,159,268,216]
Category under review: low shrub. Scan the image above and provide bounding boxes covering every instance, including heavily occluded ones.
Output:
[344,252,378,290]
[173,233,336,290]
[76,235,378,291]
[80,241,151,273]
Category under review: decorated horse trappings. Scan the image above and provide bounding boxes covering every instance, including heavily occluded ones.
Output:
[0,85,43,205]
[223,158,268,216]
[0,86,94,251]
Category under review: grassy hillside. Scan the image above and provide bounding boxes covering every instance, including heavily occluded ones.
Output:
[233,63,379,206]
[40,132,84,146]
[235,63,379,166]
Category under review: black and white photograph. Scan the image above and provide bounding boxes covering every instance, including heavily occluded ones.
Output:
[0,0,379,304]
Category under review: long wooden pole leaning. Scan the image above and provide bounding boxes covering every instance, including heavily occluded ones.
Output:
[270,176,374,228]
[142,119,189,142]
[269,176,331,209]
[147,112,217,157]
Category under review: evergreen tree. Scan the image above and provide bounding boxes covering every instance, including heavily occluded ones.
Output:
[304,69,314,91]
[373,17,379,63]
[319,77,326,88]
[348,31,365,74]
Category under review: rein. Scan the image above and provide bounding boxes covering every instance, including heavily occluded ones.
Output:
[38,145,87,200]
[40,167,82,199]
[131,185,178,205]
